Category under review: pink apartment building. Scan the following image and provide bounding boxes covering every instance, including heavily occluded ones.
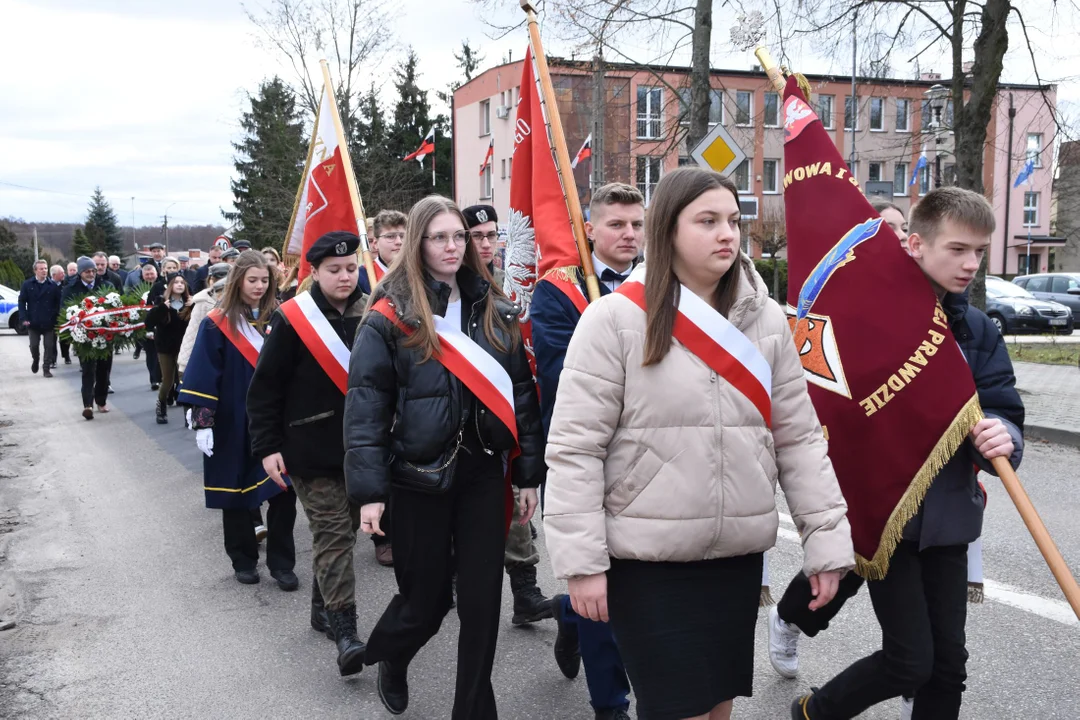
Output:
[453,58,1057,275]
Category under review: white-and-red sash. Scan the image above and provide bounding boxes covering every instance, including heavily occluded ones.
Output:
[371,298,517,442]
[542,274,588,315]
[210,308,264,368]
[373,257,387,281]
[279,292,350,394]
[616,265,773,427]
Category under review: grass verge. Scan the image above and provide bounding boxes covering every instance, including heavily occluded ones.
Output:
[1008,343,1080,366]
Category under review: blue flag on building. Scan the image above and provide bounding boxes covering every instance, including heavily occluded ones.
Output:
[1014,158,1035,188]
[909,150,928,187]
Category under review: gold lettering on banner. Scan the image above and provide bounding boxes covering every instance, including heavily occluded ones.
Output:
[783,159,864,190]
[858,316,949,417]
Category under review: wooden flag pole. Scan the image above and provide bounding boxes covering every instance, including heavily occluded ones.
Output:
[320,60,378,291]
[755,46,787,93]
[991,456,1080,619]
[520,0,601,302]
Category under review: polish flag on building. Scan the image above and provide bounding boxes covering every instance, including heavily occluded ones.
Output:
[570,134,592,169]
[282,83,360,281]
[479,138,494,176]
[404,127,435,163]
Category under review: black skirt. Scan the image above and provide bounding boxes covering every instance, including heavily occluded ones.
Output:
[606,553,764,720]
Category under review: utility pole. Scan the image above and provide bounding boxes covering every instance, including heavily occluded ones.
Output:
[162,215,169,254]
[32,226,38,261]
[591,51,606,193]
[131,197,136,254]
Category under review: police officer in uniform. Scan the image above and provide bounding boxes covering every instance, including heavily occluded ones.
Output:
[247,232,370,677]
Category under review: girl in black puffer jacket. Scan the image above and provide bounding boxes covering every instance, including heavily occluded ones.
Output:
[344,196,543,720]
[144,272,191,424]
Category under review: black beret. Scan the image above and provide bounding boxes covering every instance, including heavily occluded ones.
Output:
[306,231,360,264]
[233,240,252,249]
[462,205,498,229]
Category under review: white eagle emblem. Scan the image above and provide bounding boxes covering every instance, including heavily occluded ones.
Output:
[476,209,489,223]
[503,208,538,322]
[335,241,347,255]
[785,99,813,128]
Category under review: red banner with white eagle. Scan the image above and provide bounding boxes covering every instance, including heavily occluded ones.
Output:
[503,46,588,372]
[782,75,981,578]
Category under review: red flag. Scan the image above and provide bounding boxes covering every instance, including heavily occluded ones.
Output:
[283,84,359,281]
[503,47,587,373]
[782,75,981,578]
[479,138,494,176]
[570,134,592,169]
[404,127,435,163]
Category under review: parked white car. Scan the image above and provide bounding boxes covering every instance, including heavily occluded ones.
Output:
[0,283,26,335]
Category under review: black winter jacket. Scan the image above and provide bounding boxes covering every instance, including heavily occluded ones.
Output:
[247,283,368,478]
[344,267,544,506]
[18,278,62,331]
[62,276,113,304]
[903,291,1025,549]
[145,300,190,355]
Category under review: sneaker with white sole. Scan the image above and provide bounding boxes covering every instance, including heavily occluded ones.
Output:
[899,696,914,720]
[768,605,801,679]
[255,525,268,542]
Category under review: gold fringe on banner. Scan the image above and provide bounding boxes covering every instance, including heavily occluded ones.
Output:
[543,266,583,284]
[795,73,813,104]
[855,394,984,580]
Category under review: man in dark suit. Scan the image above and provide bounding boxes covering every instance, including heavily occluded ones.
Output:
[530,182,644,720]
[64,257,116,420]
[18,259,62,378]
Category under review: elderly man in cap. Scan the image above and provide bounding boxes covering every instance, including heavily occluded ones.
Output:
[63,257,116,420]
[233,240,252,251]
[460,203,553,627]
[221,247,241,264]
[247,231,370,675]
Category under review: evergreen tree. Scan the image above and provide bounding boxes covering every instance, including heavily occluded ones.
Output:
[0,222,34,278]
[222,77,307,249]
[71,228,94,259]
[85,187,123,255]
[388,49,456,201]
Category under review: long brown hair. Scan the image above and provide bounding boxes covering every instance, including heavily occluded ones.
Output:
[162,273,192,305]
[218,250,278,332]
[643,167,743,366]
[376,195,515,361]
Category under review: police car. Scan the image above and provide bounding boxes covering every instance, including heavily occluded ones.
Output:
[0,283,27,335]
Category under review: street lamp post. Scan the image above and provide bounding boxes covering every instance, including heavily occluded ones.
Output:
[924,84,950,190]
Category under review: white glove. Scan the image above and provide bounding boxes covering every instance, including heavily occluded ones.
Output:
[185,408,192,427]
[196,428,214,457]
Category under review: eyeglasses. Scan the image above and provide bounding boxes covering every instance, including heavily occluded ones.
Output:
[422,231,469,248]
[377,232,405,242]
[469,231,499,244]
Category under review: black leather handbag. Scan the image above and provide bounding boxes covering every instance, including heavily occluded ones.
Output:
[390,422,466,494]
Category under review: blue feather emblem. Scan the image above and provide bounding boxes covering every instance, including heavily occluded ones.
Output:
[796,218,883,321]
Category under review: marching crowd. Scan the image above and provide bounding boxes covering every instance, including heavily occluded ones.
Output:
[15,167,1023,720]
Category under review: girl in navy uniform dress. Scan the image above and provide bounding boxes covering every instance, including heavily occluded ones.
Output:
[179,251,298,588]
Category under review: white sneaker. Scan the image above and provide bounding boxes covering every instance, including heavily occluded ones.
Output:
[899,696,914,720]
[255,525,268,542]
[767,605,800,679]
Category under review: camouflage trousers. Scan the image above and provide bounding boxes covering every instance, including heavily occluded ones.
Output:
[292,474,362,611]
[504,486,539,570]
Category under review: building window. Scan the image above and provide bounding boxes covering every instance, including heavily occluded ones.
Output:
[762,159,779,193]
[844,95,858,130]
[1024,191,1040,226]
[868,161,884,183]
[636,155,662,204]
[508,156,512,177]
[1027,133,1043,167]
[637,86,663,139]
[733,158,751,193]
[894,162,909,196]
[869,97,884,131]
[481,163,492,199]
[764,92,780,127]
[501,158,507,180]
[815,94,834,130]
[480,100,491,136]
[736,90,752,126]
[942,164,957,186]
[677,88,724,126]
[896,98,910,132]
[919,165,930,196]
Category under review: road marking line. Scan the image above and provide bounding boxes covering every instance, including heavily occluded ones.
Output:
[775,513,1077,627]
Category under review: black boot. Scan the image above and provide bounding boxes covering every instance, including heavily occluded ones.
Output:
[155,400,168,424]
[377,660,409,715]
[310,577,333,640]
[326,604,366,676]
[551,594,581,679]
[509,565,553,625]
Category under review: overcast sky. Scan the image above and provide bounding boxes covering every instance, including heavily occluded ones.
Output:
[1,0,1076,227]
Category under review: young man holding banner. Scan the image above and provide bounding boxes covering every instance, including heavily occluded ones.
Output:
[246,231,370,677]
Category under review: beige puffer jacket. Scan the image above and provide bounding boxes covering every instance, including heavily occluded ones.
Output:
[543,257,854,580]
[177,287,218,373]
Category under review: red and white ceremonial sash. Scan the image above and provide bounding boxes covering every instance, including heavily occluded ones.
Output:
[616,266,773,427]
[209,308,264,369]
[279,292,350,394]
[371,298,517,442]
[373,257,388,282]
[542,274,588,315]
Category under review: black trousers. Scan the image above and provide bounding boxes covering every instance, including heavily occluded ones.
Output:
[777,570,865,637]
[53,334,71,362]
[79,356,111,408]
[221,489,297,573]
[809,542,969,720]
[29,329,56,367]
[365,458,507,720]
[144,342,161,386]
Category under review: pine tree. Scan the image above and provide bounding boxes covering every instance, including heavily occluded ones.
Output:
[71,228,94,259]
[85,187,124,256]
[222,77,307,249]
[389,49,433,163]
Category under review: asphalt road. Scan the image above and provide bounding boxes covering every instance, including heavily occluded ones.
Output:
[0,330,1077,719]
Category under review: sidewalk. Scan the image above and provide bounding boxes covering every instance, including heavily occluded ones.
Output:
[1014,361,1080,447]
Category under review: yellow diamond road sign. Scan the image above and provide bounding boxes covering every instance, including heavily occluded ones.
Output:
[690,121,747,177]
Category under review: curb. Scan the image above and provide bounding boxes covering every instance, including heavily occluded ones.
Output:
[1024,424,1080,450]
